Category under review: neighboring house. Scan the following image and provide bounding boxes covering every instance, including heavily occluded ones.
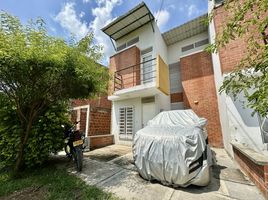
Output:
[102,1,268,197]
[208,0,268,197]
[71,96,113,149]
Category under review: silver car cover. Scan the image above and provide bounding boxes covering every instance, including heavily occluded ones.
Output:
[133,110,211,187]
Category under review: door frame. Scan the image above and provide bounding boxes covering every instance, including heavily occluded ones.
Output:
[142,102,156,128]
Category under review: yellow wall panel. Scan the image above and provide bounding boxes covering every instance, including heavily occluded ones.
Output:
[156,55,169,95]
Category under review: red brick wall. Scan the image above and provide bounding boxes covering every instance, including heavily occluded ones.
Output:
[71,96,112,148]
[109,46,141,93]
[214,3,268,74]
[90,135,114,149]
[71,110,77,123]
[88,108,111,136]
[170,92,183,103]
[71,96,111,109]
[233,147,268,198]
[213,5,248,74]
[180,51,223,147]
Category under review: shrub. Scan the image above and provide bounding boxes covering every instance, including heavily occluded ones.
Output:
[0,95,70,170]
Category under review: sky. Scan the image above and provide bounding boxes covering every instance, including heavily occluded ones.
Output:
[0,0,208,64]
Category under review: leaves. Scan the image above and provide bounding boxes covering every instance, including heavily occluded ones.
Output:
[210,0,268,117]
[0,12,109,170]
[0,95,70,169]
[0,12,109,108]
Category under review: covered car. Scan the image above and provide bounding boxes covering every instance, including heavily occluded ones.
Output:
[133,109,212,187]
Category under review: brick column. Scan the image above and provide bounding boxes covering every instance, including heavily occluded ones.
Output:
[180,51,223,147]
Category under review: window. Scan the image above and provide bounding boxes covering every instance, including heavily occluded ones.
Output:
[195,39,209,48]
[119,107,134,140]
[140,47,154,84]
[142,53,153,83]
[127,37,139,46]
[116,37,139,52]
[181,38,209,53]
[181,44,194,52]
[116,43,126,51]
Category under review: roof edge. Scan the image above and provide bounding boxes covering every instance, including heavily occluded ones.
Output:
[162,13,208,36]
[101,1,154,32]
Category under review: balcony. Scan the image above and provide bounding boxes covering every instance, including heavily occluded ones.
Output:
[109,55,169,101]
[114,57,156,91]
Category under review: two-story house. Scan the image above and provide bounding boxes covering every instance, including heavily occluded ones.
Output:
[101,1,268,197]
[102,2,222,148]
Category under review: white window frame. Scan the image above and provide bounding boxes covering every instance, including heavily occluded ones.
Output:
[118,106,134,140]
[71,105,90,137]
[141,52,154,84]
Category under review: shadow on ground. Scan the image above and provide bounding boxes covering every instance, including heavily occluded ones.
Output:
[58,145,265,200]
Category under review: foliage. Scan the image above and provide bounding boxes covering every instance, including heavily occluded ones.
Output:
[0,163,118,200]
[207,0,268,117]
[0,12,109,172]
[0,94,70,169]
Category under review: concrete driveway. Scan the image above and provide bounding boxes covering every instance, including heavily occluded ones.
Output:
[68,145,265,200]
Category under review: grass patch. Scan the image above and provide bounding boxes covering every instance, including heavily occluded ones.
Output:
[0,163,118,200]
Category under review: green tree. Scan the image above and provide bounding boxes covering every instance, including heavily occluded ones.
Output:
[0,12,109,173]
[208,0,268,117]
[0,94,70,169]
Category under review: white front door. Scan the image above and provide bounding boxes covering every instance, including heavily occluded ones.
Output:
[142,102,156,127]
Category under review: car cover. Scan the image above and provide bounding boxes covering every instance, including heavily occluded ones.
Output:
[133,110,212,187]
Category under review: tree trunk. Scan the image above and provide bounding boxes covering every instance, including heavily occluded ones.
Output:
[13,101,45,174]
[14,141,26,173]
[14,117,33,174]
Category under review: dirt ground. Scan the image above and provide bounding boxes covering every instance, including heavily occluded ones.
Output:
[0,186,47,200]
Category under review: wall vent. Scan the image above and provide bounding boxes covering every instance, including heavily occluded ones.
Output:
[142,96,155,103]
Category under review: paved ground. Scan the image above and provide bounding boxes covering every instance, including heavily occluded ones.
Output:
[63,145,265,200]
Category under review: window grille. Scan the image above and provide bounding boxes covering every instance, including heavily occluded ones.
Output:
[119,107,134,140]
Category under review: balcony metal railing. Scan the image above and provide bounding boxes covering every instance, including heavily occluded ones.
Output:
[114,58,156,91]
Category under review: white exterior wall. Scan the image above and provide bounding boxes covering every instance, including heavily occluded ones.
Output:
[111,97,142,146]
[115,22,168,63]
[153,23,168,63]
[116,23,154,51]
[225,95,268,155]
[208,0,267,156]
[167,31,209,64]
[153,24,170,110]
[208,1,232,155]
[112,95,166,146]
